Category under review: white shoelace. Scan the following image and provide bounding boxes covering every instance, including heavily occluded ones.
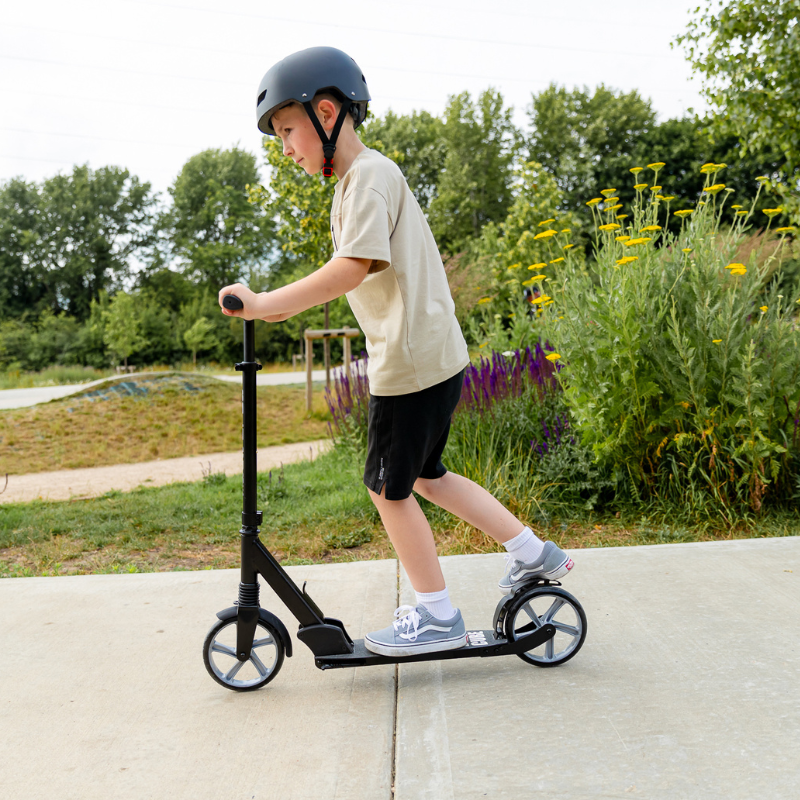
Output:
[392,605,421,641]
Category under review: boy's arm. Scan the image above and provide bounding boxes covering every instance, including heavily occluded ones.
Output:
[218,256,372,322]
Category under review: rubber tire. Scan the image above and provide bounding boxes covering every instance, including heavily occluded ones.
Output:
[505,585,587,667]
[203,616,285,691]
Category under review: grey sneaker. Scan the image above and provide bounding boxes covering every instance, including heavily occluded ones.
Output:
[498,541,574,594]
[364,605,467,657]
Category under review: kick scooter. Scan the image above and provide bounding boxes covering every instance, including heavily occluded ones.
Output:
[203,297,587,691]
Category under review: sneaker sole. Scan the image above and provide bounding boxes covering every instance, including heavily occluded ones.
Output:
[499,555,574,594]
[363,633,468,658]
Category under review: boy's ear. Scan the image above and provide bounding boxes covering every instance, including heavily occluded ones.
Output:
[315,98,339,129]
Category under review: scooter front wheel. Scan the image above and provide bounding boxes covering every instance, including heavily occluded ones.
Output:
[505,585,587,667]
[203,616,285,691]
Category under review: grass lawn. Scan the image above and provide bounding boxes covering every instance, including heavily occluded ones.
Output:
[2,444,798,578]
[0,373,330,474]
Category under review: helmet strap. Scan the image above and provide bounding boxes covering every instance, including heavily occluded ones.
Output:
[303,99,353,178]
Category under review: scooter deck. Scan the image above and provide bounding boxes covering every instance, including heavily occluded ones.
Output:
[314,624,556,670]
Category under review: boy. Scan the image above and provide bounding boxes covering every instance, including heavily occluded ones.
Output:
[219,46,573,657]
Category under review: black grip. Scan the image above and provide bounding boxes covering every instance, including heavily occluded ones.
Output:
[222,294,244,310]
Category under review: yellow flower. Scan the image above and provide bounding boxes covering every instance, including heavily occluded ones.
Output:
[600,188,617,196]
[586,198,602,206]
[606,204,623,212]
[760,306,768,313]
[528,274,547,281]
[546,353,561,361]
[735,210,748,216]
[538,218,556,227]
[715,163,727,169]
[544,300,554,306]
[703,183,726,194]
[522,277,538,287]
[700,163,717,174]
[629,167,644,175]
[660,195,676,201]
[528,263,547,270]
[680,402,690,409]
[534,229,557,240]
[598,223,621,231]
[730,268,747,276]
[650,185,662,191]
[563,244,574,250]
[477,297,493,305]
[616,214,629,219]
[640,225,662,232]
[776,226,796,233]
[682,248,692,253]
[560,228,571,233]
[712,339,722,344]
[731,204,742,209]
[633,183,648,190]
[698,201,707,205]
[550,257,565,264]
[763,208,783,218]
[756,176,769,183]
[624,237,652,247]
[616,235,631,242]
[530,295,551,305]
[507,263,522,270]
[647,162,666,170]
[602,197,619,205]
[479,341,488,348]
[725,263,746,270]
[674,209,694,218]
[616,256,638,265]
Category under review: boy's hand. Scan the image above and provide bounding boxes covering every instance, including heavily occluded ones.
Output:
[218,284,263,320]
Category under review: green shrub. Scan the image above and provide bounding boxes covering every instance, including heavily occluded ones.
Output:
[537,163,800,520]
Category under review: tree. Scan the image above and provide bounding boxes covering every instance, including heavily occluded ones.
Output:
[527,84,656,233]
[428,89,521,252]
[168,147,274,288]
[183,317,216,368]
[0,178,45,319]
[676,0,800,220]
[360,109,446,211]
[103,291,146,369]
[0,166,157,322]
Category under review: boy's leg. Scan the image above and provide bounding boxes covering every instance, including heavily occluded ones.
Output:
[364,484,467,657]
[413,472,573,589]
[367,485,445,593]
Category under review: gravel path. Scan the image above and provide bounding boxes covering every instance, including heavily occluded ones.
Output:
[0,439,331,504]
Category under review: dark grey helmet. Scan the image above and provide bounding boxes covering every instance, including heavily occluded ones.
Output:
[256,47,370,135]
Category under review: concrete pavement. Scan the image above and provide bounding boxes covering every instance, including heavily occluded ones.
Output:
[1,537,798,799]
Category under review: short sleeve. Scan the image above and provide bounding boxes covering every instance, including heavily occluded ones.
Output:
[334,187,392,273]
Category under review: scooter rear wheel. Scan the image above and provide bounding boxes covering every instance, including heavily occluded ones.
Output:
[504,585,587,667]
[203,616,285,691]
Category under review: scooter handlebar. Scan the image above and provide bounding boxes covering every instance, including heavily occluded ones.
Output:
[222,294,244,311]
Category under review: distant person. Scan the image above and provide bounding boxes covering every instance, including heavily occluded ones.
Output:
[219,47,573,657]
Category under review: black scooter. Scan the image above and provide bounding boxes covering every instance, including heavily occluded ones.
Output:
[203,298,587,691]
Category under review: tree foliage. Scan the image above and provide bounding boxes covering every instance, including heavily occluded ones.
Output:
[168,147,273,288]
[428,89,520,252]
[676,0,800,171]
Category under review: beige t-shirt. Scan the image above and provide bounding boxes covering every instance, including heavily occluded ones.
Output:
[331,148,469,396]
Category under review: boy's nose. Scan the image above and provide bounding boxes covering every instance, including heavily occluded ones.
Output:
[282,141,292,157]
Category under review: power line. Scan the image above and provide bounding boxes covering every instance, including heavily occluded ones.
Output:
[0,126,195,151]
[120,0,684,61]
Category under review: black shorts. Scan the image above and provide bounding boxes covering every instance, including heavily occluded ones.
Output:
[364,368,465,501]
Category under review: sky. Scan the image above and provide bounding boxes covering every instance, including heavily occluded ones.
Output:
[1,0,708,200]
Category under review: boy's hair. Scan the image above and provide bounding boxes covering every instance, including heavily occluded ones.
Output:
[276,92,356,127]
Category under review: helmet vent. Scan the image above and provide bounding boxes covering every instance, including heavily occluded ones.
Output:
[257,90,267,106]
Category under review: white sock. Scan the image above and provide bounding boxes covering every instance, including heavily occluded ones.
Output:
[415,588,456,621]
[503,527,545,565]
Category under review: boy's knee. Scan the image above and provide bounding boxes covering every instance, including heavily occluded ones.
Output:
[413,475,444,498]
